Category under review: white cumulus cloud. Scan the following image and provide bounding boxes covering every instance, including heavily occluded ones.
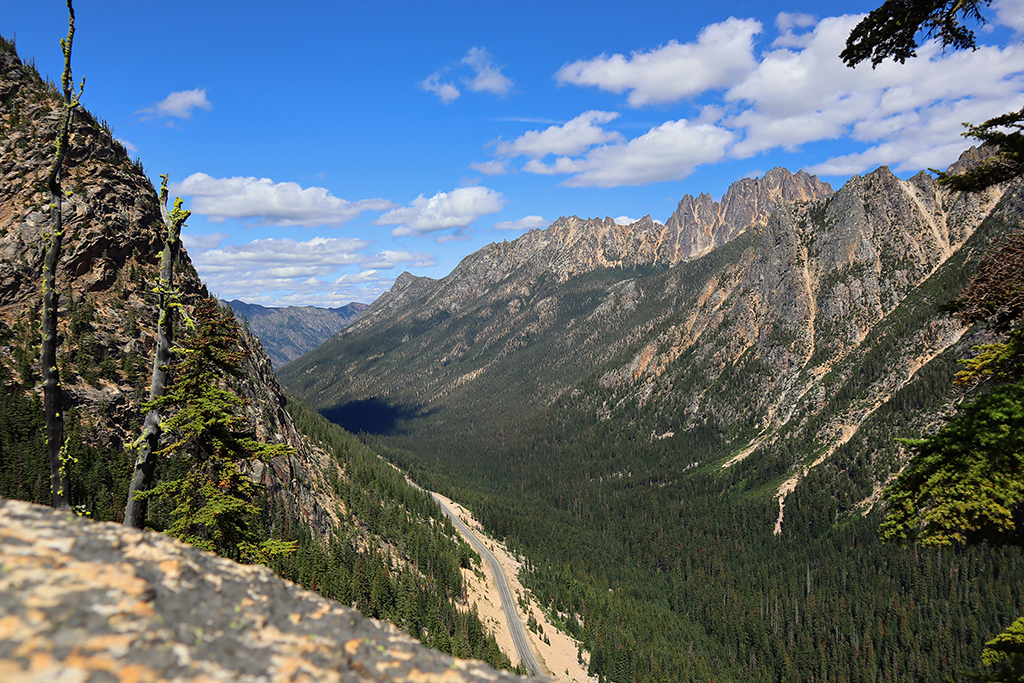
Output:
[420,72,461,104]
[171,173,395,227]
[524,119,734,188]
[555,18,762,106]
[135,88,212,120]
[468,159,509,175]
[462,47,514,96]
[186,236,436,307]
[724,14,1024,170]
[422,47,512,103]
[994,0,1024,33]
[334,270,383,286]
[361,250,437,269]
[538,11,1024,185]
[773,12,817,48]
[375,186,507,238]
[492,111,623,158]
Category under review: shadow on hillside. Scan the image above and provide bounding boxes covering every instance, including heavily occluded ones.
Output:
[320,397,432,436]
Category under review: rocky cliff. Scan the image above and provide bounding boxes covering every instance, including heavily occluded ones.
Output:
[0,41,338,538]
[0,498,535,683]
[348,169,832,336]
[664,167,833,260]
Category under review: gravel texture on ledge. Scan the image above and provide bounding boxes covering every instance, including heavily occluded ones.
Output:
[0,498,542,683]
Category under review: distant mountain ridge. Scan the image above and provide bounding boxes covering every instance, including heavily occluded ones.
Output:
[665,167,833,259]
[350,168,833,338]
[225,300,367,368]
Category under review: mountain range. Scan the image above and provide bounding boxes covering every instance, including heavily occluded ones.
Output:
[224,299,367,367]
[280,153,1003,531]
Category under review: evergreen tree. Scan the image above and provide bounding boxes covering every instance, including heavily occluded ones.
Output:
[841,0,1022,190]
[843,7,1024,677]
[138,298,295,563]
[125,174,191,529]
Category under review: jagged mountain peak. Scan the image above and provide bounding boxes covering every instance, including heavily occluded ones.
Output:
[664,167,834,261]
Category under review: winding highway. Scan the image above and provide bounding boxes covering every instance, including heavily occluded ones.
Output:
[430,493,544,677]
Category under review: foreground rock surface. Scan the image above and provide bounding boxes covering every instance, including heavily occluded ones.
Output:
[0,499,537,683]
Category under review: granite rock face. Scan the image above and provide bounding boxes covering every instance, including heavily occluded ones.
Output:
[0,498,537,683]
[664,167,834,260]
[348,169,831,333]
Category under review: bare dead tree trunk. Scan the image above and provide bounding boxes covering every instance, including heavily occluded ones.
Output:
[43,0,83,511]
[124,175,190,528]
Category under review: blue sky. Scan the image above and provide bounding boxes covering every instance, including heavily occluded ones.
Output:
[5,1,1024,307]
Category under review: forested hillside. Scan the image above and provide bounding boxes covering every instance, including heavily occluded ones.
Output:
[281,151,1024,682]
[0,34,516,672]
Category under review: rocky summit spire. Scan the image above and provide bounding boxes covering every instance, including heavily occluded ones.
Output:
[664,168,834,261]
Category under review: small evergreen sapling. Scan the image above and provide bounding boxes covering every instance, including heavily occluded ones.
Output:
[138,299,295,563]
[124,174,190,529]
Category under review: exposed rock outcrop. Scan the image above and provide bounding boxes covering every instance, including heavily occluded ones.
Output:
[664,167,833,259]
[0,498,536,683]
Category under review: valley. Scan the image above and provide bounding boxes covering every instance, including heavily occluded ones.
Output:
[3,6,1024,682]
[278,151,1024,682]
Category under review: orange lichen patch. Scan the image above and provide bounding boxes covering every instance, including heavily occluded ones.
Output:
[62,649,161,683]
[65,650,122,673]
[0,659,29,681]
[82,633,135,657]
[389,649,415,661]
[343,638,364,656]
[27,650,58,674]
[288,613,302,625]
[400,667,466,683]
[119,540,170,566]
[24,608,47,625]
[249,626,320,655]
[376,660,403,673]
[157,559,182,584]
[12,635,54,659]
[306,602,332,621]
[0,615,26,641]
[60,561,149,596]
[114,663,160,683]
[269,654,341,683]
[203,572,223,590]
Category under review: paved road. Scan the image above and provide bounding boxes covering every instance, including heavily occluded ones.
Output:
[430,493,544,677]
